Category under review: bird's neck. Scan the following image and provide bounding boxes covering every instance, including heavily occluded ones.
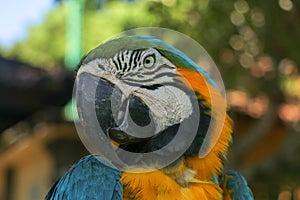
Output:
[121,156,222,200]
[121,112,232,200]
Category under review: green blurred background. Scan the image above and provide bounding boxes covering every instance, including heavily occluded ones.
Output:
[0,0,299,200]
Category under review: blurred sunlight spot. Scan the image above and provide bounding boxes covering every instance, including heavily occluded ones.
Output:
[281,76,300,99]
[279,0,293,11]
[219,48,235,65]
[230,10,245,26]
[234,0,249,14]
[227,90,269,118]
[278,104,300,123]
[239,52,254,68]
[251,9,265,27]
[229,35,244,50]
[161,0,176,7]
[278,190,292,200]
[227,90,249,112]
[246,40,260,56]
[239,26,255,41]
[247,95,269,118]
[279,59,298,76]
[294,186,300,200]
[251,56,274,78]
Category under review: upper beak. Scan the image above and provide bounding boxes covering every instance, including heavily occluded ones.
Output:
[76,72,155,145]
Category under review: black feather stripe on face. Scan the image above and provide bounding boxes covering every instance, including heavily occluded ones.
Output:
[110,49,146,75]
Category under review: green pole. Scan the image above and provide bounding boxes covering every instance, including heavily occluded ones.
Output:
[65,0,84,69]
[64,0,84,121]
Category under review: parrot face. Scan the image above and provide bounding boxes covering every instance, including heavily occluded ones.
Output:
[77,40,200,152]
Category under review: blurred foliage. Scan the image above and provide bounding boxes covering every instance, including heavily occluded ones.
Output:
[1,0,299,93]
[1,0,300,199]
[2,0,158,68]
[2,0,300,121]
[2,5,67,67]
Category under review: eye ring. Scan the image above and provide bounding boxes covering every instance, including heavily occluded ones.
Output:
[143,54,156,68]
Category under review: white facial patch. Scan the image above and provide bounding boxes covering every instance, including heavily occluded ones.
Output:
[77,58,119,83]
[132,85,193,134]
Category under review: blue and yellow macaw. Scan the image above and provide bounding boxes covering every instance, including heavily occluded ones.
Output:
[45,36,254,200]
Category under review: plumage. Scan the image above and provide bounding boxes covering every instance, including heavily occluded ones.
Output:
[45,155,122,200]
[221,170,254,200]
[46,35,254,200]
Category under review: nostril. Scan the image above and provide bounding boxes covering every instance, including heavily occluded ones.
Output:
[128,95,151,127]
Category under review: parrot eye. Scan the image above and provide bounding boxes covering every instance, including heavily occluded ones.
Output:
[143,54,156,68]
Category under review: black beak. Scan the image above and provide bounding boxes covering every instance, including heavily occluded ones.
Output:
[94,77,120,135]
[91,75,155,144]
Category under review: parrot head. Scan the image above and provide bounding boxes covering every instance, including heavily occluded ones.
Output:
[47,35,249,200]
[76,36,219,160]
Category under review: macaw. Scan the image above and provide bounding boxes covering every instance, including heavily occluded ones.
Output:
[45,36,254,200]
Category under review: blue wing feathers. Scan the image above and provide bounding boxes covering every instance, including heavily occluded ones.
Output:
[45,155,122,200]
[223,170,254,200]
